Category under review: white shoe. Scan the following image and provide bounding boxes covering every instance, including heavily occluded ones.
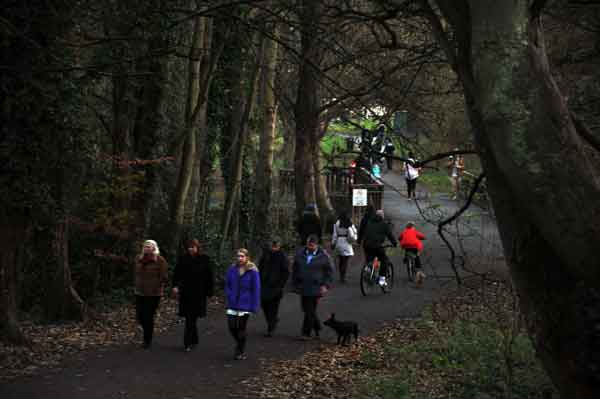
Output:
[378,276,387,287]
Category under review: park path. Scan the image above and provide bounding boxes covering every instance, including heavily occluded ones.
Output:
[0,170,503,399]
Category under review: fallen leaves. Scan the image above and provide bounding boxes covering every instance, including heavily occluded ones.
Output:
[0,296,224,382]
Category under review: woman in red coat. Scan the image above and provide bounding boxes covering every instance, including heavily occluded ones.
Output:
[398,222,425,269]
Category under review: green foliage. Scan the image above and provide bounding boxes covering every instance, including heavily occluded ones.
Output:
[353,310,553,399]
[357,377,409,399]
[418,170,452,193]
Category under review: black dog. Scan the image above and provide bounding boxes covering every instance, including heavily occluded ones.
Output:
[323,313,359,346]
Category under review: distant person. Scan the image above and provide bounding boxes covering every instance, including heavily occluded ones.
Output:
[297,204,322,245]
[172,239,214,352]
[404,152,421,200]
[362,210,397,288]
[331,211,358,283]
[372,163,381,179]
[384,138,395,171]
[134,240,168,349]
[447,151,465,200]
[258,240,289,337]
[225,248,260,360]
[292,235,334,340]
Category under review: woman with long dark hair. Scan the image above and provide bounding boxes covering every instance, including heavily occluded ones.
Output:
[172,239,214,352]
[331,211,357,283]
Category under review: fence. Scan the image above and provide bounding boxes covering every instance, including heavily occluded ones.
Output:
[277,166,384,225]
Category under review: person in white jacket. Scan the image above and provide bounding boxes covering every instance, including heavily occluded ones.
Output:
[332,211,358,283]
[404,152,421,200]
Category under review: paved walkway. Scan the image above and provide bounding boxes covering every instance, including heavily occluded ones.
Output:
[0,170,503,399]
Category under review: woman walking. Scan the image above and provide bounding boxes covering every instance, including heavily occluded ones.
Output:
[331,211,357,283]
[134,240,168,349]
[172,239,214,352]
[404,151,421,200]
[225,248,260,360]
[258,239,289,337]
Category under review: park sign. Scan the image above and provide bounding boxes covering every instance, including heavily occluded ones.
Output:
[352,189,368,206]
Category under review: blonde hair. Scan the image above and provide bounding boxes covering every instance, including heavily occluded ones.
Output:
[237,248,250,259]
[139,240,160,258]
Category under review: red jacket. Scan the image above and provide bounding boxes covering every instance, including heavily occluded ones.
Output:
[399,227,425,252]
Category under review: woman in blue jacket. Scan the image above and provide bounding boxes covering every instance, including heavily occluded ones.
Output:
[224,248,261,360]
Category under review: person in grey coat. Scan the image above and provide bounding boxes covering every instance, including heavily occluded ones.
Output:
[292,235,334,340]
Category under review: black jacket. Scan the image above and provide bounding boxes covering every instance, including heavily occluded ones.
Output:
[172,253,214,318]
[357,211,374,244]
[362,215,397,249]
[258,250,290,300]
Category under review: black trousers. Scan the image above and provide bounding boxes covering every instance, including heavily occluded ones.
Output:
[338,256,350,282]
[364,247,390,278]
[227,314,250,354]
[301,296,321,337]
[136,296,160,345]
[406,178,417,198]
[386,155,393,170]
[261,295,282,333]
[184,315,199,348]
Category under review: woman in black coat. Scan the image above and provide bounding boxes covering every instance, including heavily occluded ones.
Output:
[258,240,289,336]
[172,239,214,351]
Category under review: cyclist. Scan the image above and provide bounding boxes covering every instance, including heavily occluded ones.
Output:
[362,209,397,288]
[398,221,425,269]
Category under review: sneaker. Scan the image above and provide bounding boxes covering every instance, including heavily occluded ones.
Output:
[264,331,273,338]
[234,352,247,360]
[378,276,387,287]
[184,346,192,352]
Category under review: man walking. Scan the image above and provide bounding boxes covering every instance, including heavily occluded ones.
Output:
[292,235,334,340]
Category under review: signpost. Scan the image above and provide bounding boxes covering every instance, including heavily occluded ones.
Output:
[352,188,368,206]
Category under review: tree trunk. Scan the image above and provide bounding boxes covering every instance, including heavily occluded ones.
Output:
[253,24,280,249]
[44,219,87,321]
[0,213,28,344]
[170,10,221,253]
[429,1,600,396]
[184,101,209,226]
[312,128,334,226]
[221,33,265,250]
[294,0,322,218]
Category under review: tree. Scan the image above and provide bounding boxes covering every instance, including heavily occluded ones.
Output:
[254,22,280,250]
[421,1,600,397]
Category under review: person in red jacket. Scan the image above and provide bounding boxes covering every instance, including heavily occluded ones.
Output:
[398,222,425,269]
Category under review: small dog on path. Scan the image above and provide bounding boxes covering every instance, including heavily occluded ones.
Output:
[323,314,359,346]
[415,270,426,287]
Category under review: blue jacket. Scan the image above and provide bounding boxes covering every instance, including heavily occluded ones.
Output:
[225,263,261,313]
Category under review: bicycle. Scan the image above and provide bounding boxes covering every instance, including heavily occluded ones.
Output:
[360,245,395,296]
[404,250,417,282]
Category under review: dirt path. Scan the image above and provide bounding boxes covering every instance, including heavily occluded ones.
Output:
[0,170,503,399]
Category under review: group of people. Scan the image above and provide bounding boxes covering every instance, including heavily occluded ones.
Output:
[133,234,333,360]
[133,199,428,360]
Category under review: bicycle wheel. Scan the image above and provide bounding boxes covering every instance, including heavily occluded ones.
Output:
[405,257,416,282]
[385,262,394,290]
[360,262,378,296]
